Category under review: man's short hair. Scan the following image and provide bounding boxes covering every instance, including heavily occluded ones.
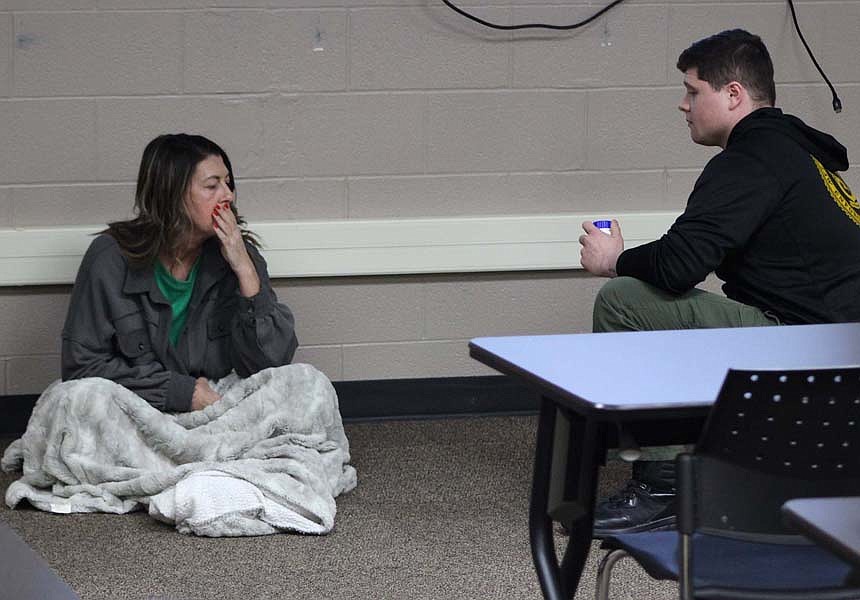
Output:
[677,29,776,107]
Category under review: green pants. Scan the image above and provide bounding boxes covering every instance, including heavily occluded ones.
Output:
[594,276,780,333]
[595,277,780,460]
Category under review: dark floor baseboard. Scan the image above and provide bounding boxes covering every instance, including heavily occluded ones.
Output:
[335,375,540,422]
[0,376,539,435]
[2,396,39,437]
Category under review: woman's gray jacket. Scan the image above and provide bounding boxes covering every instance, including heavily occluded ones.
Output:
[61,234,298,412]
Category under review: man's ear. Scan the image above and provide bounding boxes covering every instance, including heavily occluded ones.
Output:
[725,81,745,110]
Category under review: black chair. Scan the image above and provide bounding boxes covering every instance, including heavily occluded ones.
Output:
[595,366,860,600]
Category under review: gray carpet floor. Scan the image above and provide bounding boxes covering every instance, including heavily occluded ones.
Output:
[0,415,675,600]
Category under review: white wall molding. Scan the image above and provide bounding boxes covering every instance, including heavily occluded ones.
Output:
[0,212,678,286]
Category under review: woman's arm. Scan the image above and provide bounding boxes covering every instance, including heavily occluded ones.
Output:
[62,338,196,412]
[228,243,299,377]
[210,206,299,377]
[61,236,198,412]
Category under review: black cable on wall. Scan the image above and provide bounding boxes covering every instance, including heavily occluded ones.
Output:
[442,0,842,113]
[440,0,626,31]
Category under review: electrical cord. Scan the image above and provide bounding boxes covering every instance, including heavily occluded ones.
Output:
[442,0,842,113]
[786,0,842,112]
[440,0,626,31]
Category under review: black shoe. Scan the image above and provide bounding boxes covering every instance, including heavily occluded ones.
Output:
[592,479,676,538]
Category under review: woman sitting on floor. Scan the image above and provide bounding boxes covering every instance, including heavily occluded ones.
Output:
[61,133,299,412]
[3,134,354,536]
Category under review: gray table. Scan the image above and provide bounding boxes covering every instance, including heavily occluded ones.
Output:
[469,322,860,600]
[783,496,860,585]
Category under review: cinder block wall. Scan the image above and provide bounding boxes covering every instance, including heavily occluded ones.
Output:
[0,1,858,394]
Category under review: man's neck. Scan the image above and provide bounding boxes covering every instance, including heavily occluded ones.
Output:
[720,104,772,148]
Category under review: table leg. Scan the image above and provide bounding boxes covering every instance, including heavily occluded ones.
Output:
[529,396,603,600]
[530,397,564,600]
[558,408,601,596]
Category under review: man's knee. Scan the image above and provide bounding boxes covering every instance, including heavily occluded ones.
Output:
[593,277,653,332]
[595,277,649,306]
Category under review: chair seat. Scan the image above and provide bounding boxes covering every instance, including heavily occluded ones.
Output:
[602,530,859,593]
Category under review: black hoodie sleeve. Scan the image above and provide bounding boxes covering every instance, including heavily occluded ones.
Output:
[617,150,781,294]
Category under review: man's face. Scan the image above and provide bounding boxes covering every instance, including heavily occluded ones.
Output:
[678,68,733,148]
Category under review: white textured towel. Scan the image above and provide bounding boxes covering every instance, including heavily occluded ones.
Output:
[1,364,356,537]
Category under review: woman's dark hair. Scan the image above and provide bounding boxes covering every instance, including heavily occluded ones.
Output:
[104,133,258,267]
[677,29,776,107]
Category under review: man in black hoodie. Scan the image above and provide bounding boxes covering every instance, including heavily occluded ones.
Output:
[579,29,860,537]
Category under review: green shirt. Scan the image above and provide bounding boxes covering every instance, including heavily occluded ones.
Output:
[154,258,201,346]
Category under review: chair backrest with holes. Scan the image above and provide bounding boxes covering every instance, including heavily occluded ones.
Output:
[691,367,860,538]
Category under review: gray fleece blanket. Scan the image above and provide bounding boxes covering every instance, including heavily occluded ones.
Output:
[1,363,356,537]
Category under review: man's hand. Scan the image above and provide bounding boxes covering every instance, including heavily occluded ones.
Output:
[579,219,624,277]
[191,377,221,411]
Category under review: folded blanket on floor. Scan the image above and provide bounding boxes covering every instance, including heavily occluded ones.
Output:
[1,364,357,537]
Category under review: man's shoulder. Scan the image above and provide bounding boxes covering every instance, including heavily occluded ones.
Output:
[701,145,773,180]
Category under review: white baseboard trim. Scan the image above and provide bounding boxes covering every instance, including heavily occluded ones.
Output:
[0,212,678,285]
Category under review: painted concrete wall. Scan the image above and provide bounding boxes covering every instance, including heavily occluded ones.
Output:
[0,0,858,393]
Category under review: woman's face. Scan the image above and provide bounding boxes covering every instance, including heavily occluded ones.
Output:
[184,154,234,242]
